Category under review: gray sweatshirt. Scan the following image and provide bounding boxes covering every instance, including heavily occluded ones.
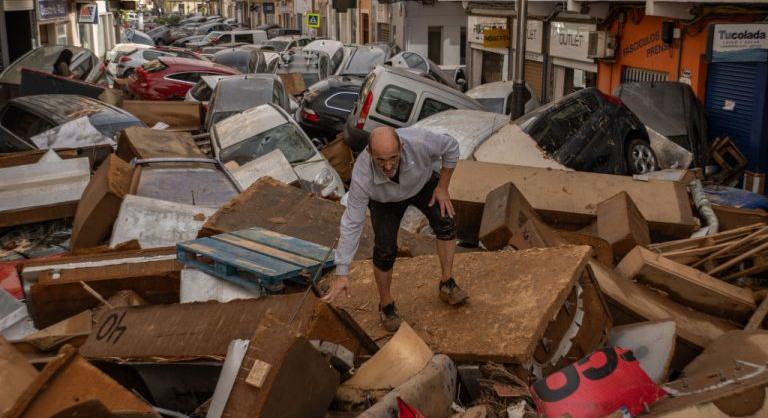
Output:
[335,127,460,275]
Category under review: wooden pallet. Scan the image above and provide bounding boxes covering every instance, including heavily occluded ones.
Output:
[177,227,335,290]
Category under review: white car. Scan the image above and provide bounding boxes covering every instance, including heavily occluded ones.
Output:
[210,103,345,198]
[466,81,541,116]
[105,43,150,79]
[303,39,345,73]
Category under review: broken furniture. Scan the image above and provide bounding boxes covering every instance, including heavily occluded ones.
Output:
[177,227,335,291]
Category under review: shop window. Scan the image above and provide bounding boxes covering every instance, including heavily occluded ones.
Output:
[376,85,416,123]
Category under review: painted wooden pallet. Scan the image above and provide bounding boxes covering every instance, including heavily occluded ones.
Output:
[176,227,335,290]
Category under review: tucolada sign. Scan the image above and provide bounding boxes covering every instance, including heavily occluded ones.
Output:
[708,23,768,62]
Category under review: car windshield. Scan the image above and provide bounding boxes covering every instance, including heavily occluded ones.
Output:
[135,163,239,207]
[476,98,505,114]
[0,46,89,85]
[342,48,385,76]
[263,40,289,51]
[220,122,314,165]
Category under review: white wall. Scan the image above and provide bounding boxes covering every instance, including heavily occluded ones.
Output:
[404,1,464,65]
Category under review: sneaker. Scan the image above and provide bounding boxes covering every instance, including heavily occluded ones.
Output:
[439,278,469,305]
[379,302,402,333]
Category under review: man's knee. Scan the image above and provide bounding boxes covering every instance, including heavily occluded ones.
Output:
[373,245,397,271]
[432,215,456,241]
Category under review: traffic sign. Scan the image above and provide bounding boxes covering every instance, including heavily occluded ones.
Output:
[307,13,320,29]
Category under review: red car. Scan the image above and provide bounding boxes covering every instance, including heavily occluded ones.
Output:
[126,57,240,101]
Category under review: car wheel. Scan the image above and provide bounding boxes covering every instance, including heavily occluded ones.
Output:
[626,138,657,175]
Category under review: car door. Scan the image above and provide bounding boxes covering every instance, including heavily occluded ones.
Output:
[529,97,598,168]
[324,90,358,127]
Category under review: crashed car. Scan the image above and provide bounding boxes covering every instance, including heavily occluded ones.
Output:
[210,103,345,198]
[467,81,540,116]
[276,49,333,96]
[386,51,460,91]
[0,94,144,153]
[204,74,291,131]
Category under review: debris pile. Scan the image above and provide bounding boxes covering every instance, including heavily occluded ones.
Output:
[1,125,768,418]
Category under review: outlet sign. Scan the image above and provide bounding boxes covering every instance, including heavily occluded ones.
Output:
[549,21,596,63]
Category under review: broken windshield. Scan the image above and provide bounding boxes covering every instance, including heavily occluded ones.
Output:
[220,122,314,166]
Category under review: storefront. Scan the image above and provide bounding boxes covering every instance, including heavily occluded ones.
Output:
[77,0,115,58]
[705,22,768,174]
[548,20,597,100]
[37,0,71,46]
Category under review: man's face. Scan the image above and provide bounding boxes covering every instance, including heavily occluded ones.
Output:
[369,130,402,179]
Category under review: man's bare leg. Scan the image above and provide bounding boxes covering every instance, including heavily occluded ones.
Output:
[436,238,456,281]
[373,265,394,306]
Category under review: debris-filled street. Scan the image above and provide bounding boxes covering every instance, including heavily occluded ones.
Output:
[2,4,768,418]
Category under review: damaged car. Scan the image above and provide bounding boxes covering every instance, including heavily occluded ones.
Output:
[210,103,345,198]
[203,74,291,130]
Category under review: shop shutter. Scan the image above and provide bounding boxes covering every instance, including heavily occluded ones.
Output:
[524,59,543,101]
[705,62,759,160]
[621,67,667,83]
[481,51,503,84]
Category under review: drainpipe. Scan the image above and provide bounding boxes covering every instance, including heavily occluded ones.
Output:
[510,0,527,119]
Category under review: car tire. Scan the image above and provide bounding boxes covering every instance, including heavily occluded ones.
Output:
[626,138,658,175]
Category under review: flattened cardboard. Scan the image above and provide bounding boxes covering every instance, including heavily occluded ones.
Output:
[200,177,435,260]
[221,315,339,418]
[116,127,206,162]
[80,294,372,361]
[4,345,157,418]
[332,246,591,363]
[616,246,755,321]
[0,336,37,414]
[121,100,201,131]
[450,160,698,242]
[588,259,737,348]
[596,191,651,261]
[70,155,134,250]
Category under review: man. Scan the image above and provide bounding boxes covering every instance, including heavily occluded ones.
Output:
[322,126,468,332]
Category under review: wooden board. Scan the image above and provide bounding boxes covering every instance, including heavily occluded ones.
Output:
[330,246,592,363]
[587,260,738,348]
[616,246,755,321]
[177,227,335,288]
[116,126,206,162]
[449,160,698,241]
[121,100,201,131]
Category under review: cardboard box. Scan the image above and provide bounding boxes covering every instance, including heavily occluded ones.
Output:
[0,336,37,414]
[479,182,565,250]
[116,126,206,162]
[616,246,755,321]
[70,155,134,250]
[221,315,339,417]
[121,100,201,131]
[596,191,651,261]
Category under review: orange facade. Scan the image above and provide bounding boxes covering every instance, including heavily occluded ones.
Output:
[597,14,711,100]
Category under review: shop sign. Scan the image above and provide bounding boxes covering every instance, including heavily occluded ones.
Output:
[511,19,543,54]
[549,21,596,63]
[306,13,320,28]
[78,3,98,24]
[621,30,669,58]
[483,27,509,48]
[708,23,768,63]
[469,16,506,44]
[263,2,274,14]
[37,0,68,21]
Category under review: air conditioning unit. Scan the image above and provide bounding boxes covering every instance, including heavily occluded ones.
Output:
[587,31,616,59]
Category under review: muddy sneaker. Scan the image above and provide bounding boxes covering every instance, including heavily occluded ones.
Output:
[379,302,402,332]
[439,278,469,305]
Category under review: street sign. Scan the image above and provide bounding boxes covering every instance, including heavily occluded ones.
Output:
[483,27,509,48]
[307,13,320,29]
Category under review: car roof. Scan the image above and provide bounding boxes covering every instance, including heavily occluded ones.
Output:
[304,39,343,54]
[374,65,481,103]
[271,35,304,41]
[111,43,151,52]
[11,94,137,125]
[411,109,508,159]
[211,76,278,112]
[158,56,240,72]
[467,81,516,99]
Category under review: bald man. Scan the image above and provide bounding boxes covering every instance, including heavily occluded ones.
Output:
[322,126,467,332]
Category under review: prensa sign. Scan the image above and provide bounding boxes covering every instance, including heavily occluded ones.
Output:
[708,23,768,63]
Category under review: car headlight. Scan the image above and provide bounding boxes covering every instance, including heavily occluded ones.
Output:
[312,168,334,195]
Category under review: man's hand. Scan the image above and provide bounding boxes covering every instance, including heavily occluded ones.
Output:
[321,275,351,303]
[429,186,455,218]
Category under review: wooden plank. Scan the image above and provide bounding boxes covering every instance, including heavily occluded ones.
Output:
[231,227,333,262]
[178,238,303,280]
[617,246,756,321]
[213,234,319,268]
[648,223,765,252]
[692,227,768,268]
[331,246,592,363]
[746,296,768,331]
[708,240,768,276]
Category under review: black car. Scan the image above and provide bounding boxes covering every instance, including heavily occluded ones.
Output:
[513,87,654,175]
[0,94,144,152]
[297,46,387,141]
[297,76,362,142]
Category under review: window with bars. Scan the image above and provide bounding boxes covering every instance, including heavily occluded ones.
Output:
[621,67,668,83]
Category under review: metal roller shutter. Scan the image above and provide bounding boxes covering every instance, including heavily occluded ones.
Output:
[705,62,758,159]
[524,59,543,101]
[481,51,503,84]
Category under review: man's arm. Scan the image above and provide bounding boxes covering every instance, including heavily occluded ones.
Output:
[322,172,369,303]
[401,127,460,217]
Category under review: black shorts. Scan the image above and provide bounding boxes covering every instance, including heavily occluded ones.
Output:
[368,172,456,272]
